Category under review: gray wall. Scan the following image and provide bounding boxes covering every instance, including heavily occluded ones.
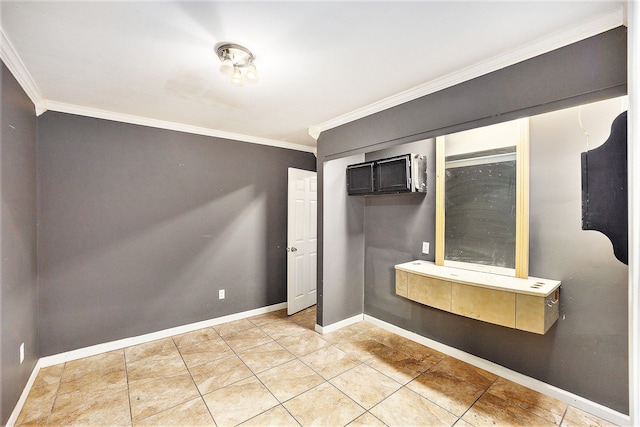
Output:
[321,155,365,326]
[363,99,628,414]
[317,28,628,414]
[37,112,315,356]
[0,63,39,425]
[364,139,436,319]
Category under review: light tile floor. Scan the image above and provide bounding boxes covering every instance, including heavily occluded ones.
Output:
[16,306,617,426]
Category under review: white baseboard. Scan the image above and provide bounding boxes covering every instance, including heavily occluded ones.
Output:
[5,358,43,427]
[39,302,287,367]
[364,314,630,427]
[315,313,364,334]
[7,302,287,426]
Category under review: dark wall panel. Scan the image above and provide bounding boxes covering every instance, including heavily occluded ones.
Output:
[0,63,38,425]
[37,112,315,356]
[320,27,627,158]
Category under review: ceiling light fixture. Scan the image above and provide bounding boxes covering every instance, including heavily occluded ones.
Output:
[215,42,258,87]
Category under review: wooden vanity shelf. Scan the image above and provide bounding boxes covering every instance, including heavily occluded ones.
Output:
[395,261,561,334]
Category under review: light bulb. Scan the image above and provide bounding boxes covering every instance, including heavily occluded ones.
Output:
[245,63,258,83]
[231,67,244,87]
[219,57,235,77]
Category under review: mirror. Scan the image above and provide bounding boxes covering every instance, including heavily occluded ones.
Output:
[435,118,529,278]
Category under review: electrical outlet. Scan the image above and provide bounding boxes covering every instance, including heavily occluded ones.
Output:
[20,343,24,364]
[422,242,430,254]
[219,289,225,300]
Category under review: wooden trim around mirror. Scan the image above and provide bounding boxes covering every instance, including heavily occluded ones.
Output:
[435,136,446,266]
[515,119,530,278]
[435,119,530,277]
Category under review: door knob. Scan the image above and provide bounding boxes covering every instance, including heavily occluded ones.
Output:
[287,247,298,252]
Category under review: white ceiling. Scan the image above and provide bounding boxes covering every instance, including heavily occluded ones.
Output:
[0,1,625,151]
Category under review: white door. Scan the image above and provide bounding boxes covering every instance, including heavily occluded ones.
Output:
[287,168,318,315]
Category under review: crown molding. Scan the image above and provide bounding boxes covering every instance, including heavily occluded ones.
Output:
[0,27,47,115]
[45,101,316,153]
[308,6,625,140]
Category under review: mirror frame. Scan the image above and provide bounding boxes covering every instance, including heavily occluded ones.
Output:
[435,118,530,278]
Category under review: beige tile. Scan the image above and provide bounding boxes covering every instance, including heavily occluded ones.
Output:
[256,359,324,402]
[561,406,618,427]
[16,363,65,426]
[277,329,329,357]
[135,397,214,426]
[223,327,273,353]
[488,377,567,424]
[247,309,288,327]
[49,387,131,426]
[451,282,516,328]
[172,327,221,348]
[283,382,365,426]
[238,340,295,374]
[125,338,177,364]
[238,405,299,427]
[370,387,457,427]
[292,316,316,330]
[330,364,401,409]
[259,319,309,340]
[321,323,371,344]
[347,411,387,427]
[365,327,446,363]
[453,418,476,427]
[59,350,124,382]
[32,363,65,388]
[406,369,484,416]
[462,392,556,426]
[335,339,396,362]
[16,417,49,427]
[126,349,187,382]
[203,376,279,427]
[291,311,316,326]
[213,318,255,337]
[189,353,254,395]
[128,371,200,421]
[15,380,59,426]
[431,356,497,389]
[58,351,127,396]
[289,306,317,328]
[300,344,361,380]
[178,338,234,369]
[366,348,434,384]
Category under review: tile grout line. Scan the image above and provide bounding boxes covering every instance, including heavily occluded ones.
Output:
[270,314,354,425]
[244,309,314,425]
[289,320,410,426]
[249,312,331,425]
[246,308,379,426]
[46,362,66,426]
[559,404,569,426]
[207,313,309,425]
[172,330,221,426]
[122,349,134,426]
[456,372,500,425]
[221,322,284,423]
